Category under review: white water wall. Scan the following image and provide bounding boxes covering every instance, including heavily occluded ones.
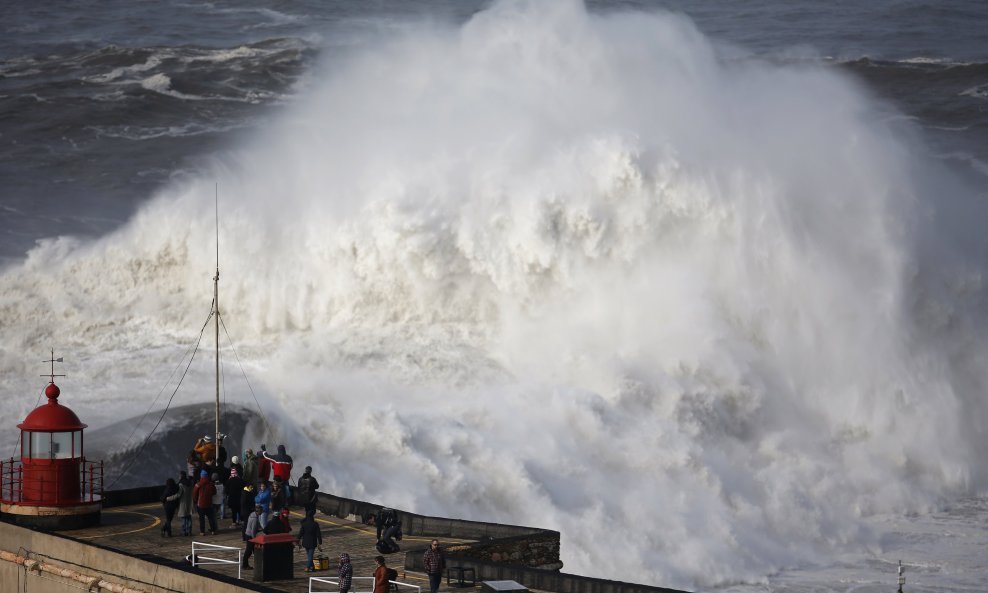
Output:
[2,0,987,589]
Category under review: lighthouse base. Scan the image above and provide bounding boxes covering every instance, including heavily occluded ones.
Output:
[1,501,101,530]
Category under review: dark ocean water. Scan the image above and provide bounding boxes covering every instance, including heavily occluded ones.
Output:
[1,0,986,262]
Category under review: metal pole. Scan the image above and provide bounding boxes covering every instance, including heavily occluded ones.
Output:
[214,266,220,453]
[214,184,221,457]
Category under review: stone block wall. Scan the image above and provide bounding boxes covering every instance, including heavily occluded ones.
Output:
[446,530,563,570]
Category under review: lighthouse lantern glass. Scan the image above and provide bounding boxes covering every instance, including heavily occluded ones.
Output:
[53,431,73,459]
[29,432,51,458]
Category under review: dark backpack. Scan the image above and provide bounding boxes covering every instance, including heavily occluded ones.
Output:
[386,568,398,582]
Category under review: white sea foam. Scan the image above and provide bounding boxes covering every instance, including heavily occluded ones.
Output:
[244,7,304,28]
[899,56,969,66]
[140,72,178,95]
[86,121,248,141]
[86,55,164,84]
[138,72,255,103]
[210,6,302,29]
[184,45,260,64]
[960,84,988,99]
[2,1,987,590]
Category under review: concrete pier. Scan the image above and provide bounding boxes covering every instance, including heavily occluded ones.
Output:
[0,487,691,593]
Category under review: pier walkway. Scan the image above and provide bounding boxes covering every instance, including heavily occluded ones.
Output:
[56,502,474,593]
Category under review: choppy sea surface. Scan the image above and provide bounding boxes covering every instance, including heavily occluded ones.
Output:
[2,1,987,591]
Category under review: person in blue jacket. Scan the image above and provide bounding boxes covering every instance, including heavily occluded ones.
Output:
[254,480,272,528]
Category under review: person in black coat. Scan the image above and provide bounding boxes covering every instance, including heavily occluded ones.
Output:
[225,467,245,526]
[296,514,323,572]
[375,507,402,553]
[296,466,320,517]
[160,477,181,537]
[264,507,292,535]
[240,482,257,524]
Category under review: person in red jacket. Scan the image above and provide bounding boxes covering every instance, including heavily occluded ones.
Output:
[257,444,272,483]
[373,555,394,593]
[263,444,294,500]
[191,469,218,535]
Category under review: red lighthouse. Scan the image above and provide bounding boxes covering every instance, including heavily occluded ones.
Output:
[1,353,103,529]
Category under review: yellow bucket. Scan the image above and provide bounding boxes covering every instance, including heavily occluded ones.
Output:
[315,555,329,571]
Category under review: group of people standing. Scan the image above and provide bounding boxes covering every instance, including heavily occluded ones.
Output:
[160,436,316,538]
[160,435,449,592]
[240,474,321,572]
[160,435,330,573]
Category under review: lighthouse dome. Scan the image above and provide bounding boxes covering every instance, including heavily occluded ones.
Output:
[18,383,88,431]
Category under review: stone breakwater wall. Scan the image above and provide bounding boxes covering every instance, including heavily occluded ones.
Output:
[313,491,553,541]
[446,530,563,570]
[314,491,690,593]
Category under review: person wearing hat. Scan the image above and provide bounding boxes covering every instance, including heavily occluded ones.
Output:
[192,469,218,535]
[229,455,244,480]
[194,435,216,464]
[241,504,263,570]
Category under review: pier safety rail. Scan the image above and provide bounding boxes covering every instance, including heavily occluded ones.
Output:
[309,575,421,593]
[191,541,243,579]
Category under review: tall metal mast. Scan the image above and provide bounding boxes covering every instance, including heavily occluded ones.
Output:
[214,184,221,452]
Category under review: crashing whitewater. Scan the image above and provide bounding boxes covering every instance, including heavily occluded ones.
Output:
[1,0,987,589]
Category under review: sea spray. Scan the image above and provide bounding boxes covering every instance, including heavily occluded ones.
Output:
[1,0,986,589]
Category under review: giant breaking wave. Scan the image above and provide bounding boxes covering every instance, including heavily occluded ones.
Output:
[2,0,987,589]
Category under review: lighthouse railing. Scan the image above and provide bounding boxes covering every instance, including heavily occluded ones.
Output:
[80,458,104,503]
[0,458,103,505]
[1,458,24,503]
